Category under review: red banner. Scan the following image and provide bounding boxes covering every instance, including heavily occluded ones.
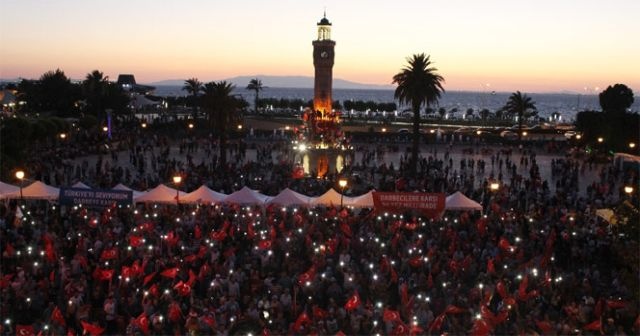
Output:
[372,192,445,218]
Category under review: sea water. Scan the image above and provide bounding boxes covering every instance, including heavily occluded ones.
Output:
[153,86,638,122]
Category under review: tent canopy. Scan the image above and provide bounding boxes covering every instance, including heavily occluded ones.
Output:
[182,185,227,204]
[310,188,351,207]
[445,191,483,211]
[72,182,91,189]
[266,188,310,206]
[0,181,20,198]
[112,183,146,198]
[134,184,186,203]
[224,186,270,205]
[346,190,374,208]
[4,181,59,200]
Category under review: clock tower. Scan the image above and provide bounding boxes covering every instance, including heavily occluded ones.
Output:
[312,13,335,117]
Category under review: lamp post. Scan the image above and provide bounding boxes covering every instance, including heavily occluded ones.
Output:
[624,186,633,195]
[339,179,348,208]
[490,182,500,192]
[173,175,182,205]
[15,170,24,200]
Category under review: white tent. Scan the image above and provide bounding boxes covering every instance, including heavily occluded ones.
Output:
[72,182,91,189]
[182,185,227,204]
[224,186,270,205]
[3,181,60,200]
[596,208,616,224]
[346,190,375,208]
[112,183,146,199]
[310,188,351,207]
[445,191,483,211]
[134,184,186,203]
[266,188,311,206]
[0,181,20,198]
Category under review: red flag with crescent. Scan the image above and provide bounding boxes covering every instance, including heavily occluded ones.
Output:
[345,291,361,311]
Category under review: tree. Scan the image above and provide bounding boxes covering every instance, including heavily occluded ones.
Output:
[503,91,536,142]
[182,78,202,117]
[246,78,265,114]
[82,70,110,119]
[38,69,80,116]
[599,84,634,115]
[201,81,242,168]
[479,108,491,121]
[392,53,445,176]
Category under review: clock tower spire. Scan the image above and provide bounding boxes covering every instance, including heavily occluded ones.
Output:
[312,13,336,117]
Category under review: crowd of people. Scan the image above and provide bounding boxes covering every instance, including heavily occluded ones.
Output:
[1,121,638,335]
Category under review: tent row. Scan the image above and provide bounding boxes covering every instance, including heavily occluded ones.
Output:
[0,181,483,211]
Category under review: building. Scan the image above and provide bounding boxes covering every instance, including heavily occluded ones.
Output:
[116,74,155,95]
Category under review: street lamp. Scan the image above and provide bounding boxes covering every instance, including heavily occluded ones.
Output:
[188,123,194,129]
[59,133,66,139]
[141,122,147,129]
[173,175,182,205]
[490,182,500,191]
[629,142,636,149]
[624,186,633,194]
[237,124,243,130]
[103,126,109,132]
[16,170,25,200]
[522,131,528,137]
[339,179,348,208]
[597,137,603,143]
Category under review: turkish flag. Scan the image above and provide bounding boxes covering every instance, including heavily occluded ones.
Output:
[391,322,409,336]
[15,324,34,336]
[100,247,118,260]
[51,305,66,326]
[312,306,329,320]
[444,305,466,314]
[298,265,316,285]
[202,315,216,329]
[470,318,492,336]
[428,313,446,332]
[409,255,423,268]
[211,229,227,242]
[606,299,627,309]
[339,222,352,237]
[129,235,143,247]
[133,312,149,335]
[293,312,311,332]
[138,222,154,233]
[498,237,514,252]
[143,271,157,286]
[0,273,14,289]
[383,308,401,322]
[121,266,133,280]
[583,319,601,331]
[535,320,553,334]
[160,267,179,279]
[44,241,56,262]
[149,284,159,297]
[93,268,113,281]
[131,260,143,277]
[257,240,272,250]
[187,269,197,286]
[169,302,182,322]
[81,321,105,336]
[344,291,361,311]
[487,258,496,274]
[292,166,305,179]
[165,231,179,247]
[174,281,192,296]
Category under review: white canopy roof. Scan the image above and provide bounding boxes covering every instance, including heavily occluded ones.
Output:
[0,181,20,198]
[310,188,351,207]
[346,190,374,208]
[266,188,311,206]
[445,191,483,211]
[134,184,186,203]
[182,185,227,204]
[224,186,270,205]
[112,183,146,198]
[3,181,60,200]
[72,181,91,189]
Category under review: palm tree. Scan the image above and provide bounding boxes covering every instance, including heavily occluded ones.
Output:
[504,91,536,142]
[201,81,241,168]
[182,78,203,118]
[392,53,445,176]
[246,78,265,114]
[82,70,110,121]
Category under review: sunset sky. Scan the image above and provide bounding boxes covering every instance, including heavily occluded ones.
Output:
[1,0,638,93]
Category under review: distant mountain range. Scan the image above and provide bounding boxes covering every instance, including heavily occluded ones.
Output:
[147,75,394,90]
